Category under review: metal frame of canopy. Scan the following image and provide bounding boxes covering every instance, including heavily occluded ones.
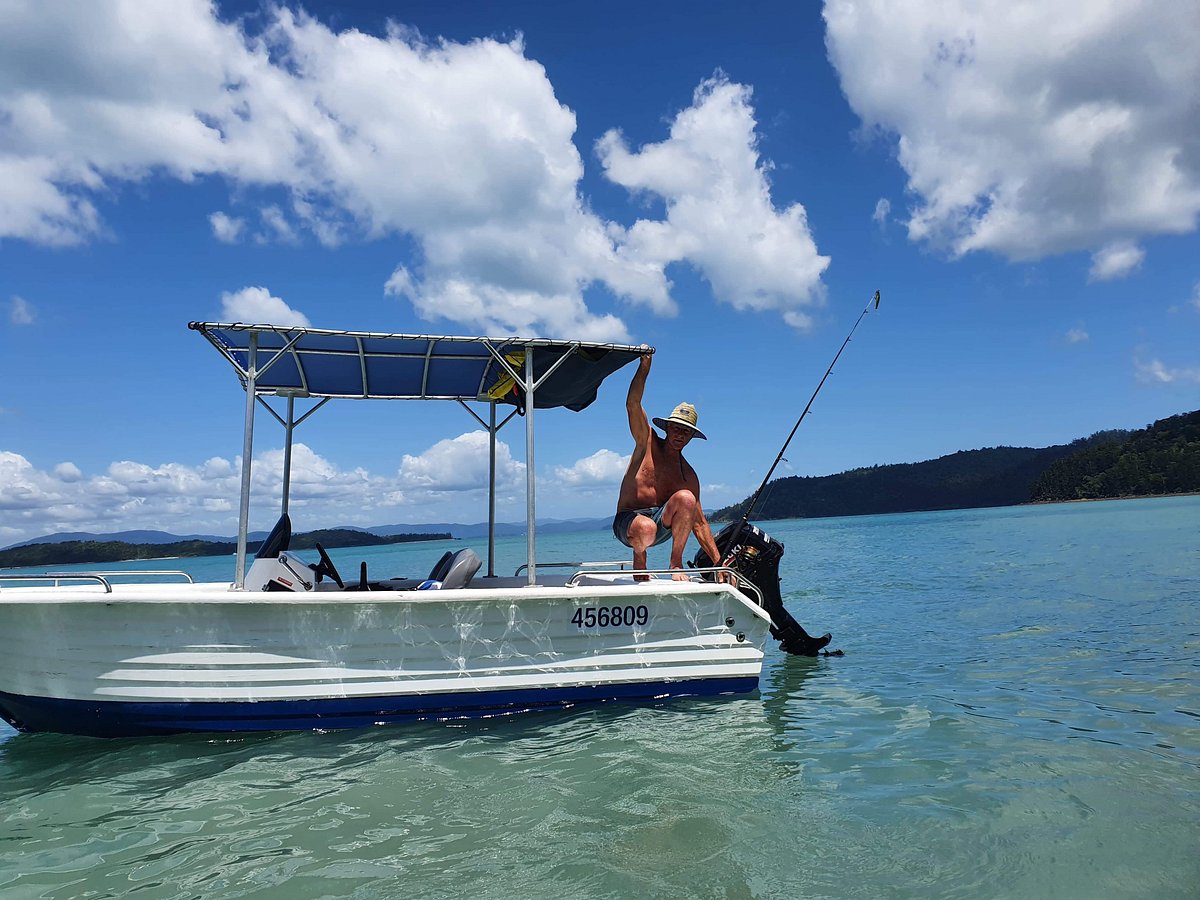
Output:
[188,323,648,589]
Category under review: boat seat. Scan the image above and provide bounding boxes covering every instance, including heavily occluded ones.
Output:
[439,549,482,590]
[427,551,454,582]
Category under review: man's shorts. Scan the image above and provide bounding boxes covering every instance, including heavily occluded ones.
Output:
[612,505,671,548]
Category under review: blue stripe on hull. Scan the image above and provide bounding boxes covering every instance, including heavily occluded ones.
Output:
[0,678,759,738]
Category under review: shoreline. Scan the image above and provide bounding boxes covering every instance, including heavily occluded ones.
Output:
[714,490,1198,525]
[1024,490,1200,506]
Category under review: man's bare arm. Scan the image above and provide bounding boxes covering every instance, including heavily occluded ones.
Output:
[626,351,652,447]
[691,506,721,563]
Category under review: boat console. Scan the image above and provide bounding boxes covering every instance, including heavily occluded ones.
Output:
[244,515,484,593]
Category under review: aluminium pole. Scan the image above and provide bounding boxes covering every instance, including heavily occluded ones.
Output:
[281,394,295,517]
[235,333,258,589]
[525,350,536,586]
[488,399,497,577]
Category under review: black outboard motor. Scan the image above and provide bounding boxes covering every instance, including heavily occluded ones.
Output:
[694,521,832,656]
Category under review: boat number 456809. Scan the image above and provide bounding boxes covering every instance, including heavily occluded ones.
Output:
[571,605,649,629]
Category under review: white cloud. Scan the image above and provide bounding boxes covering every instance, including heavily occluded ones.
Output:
[397,431,525,495]
[1088,241,1145,282]
[552,449,629,486]
[1134,356,1200,384]
[598,76,830,330]
[0,435,539,546]
[825,0,1200,266]
[53,462,82,481]
[219,286,311,327]
[256,205,299,245]
[872,198,890,227]
[209,211,245,243]
[1065,326,1089,344]
[9,295,34,325]
[1191,281,1200,311]
[0,8,829,338]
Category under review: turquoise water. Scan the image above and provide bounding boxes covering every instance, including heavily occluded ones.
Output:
[1,497,1197,898]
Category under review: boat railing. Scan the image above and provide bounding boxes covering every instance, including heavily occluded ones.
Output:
[514,560,630,576]
[565,566,764,606]
[0,571,196,593]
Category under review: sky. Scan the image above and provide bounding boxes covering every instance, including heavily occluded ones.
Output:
[1,0,1199,546]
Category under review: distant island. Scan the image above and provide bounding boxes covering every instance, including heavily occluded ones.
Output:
[0,528,450,569]
[714,409,1200,522]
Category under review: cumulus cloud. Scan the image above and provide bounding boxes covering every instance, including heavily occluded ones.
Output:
[0,7,828,338]
[1065,326,1089,344]
[552,449,629,486]
[1191,281,1200,311]
[397,431,525,495]
[1088,241,1145,281]
[209,211,245,243]
[1134,356,1200,385]
[53,461,82,481]
[598,76,830,330]
[0,434,542,545]
[220,286,311,327]
[825,0,1200,266]
[9,296,34,325]
[0,447,338,544]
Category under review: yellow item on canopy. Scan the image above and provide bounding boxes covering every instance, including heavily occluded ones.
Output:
[486,351,526,401]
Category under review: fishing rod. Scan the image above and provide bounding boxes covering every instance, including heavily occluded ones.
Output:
[736,289,881,531]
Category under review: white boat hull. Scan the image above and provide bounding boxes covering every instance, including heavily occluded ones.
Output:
[0,579,772,737]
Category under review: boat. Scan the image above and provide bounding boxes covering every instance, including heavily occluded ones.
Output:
[0,323,828,738]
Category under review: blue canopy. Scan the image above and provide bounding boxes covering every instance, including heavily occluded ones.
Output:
[190,323,647,411]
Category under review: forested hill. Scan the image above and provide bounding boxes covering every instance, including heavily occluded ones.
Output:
[0,529,449,569]
[1030,409,1200,501]
[712,412,1200,521]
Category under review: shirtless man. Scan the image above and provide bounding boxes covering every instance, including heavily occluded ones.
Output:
[613,351,728,581]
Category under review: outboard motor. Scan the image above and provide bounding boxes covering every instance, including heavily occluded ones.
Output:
[694,521,832,656]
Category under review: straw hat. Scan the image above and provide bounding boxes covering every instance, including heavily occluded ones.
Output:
[653,402,706,440]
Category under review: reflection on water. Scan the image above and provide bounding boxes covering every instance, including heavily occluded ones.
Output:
[2,497,1199,898]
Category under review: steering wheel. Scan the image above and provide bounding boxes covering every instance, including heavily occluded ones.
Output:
[312,542,345,589]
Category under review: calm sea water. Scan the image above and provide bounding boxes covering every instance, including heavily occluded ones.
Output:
[2,497,1197,898]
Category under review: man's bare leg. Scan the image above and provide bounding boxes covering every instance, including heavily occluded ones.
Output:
[662,490,700,581]
[626,514,658,581]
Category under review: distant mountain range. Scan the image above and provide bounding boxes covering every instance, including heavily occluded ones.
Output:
[0,529,453,569]
[1,517,613,553]
[366,517,613,540]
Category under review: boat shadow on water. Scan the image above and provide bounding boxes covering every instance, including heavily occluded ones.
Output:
[0,687,789,796]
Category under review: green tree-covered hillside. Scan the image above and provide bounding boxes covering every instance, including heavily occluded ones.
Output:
[1030,410,1200,501]
[714,442,1100,521]
[713,410,1199,521]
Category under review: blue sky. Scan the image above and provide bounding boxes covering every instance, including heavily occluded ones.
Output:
[1,0,1198,546]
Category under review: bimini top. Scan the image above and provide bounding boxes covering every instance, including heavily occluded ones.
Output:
[189,322,648,412]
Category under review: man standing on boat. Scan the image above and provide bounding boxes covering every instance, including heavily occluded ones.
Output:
[614,351,729,582]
